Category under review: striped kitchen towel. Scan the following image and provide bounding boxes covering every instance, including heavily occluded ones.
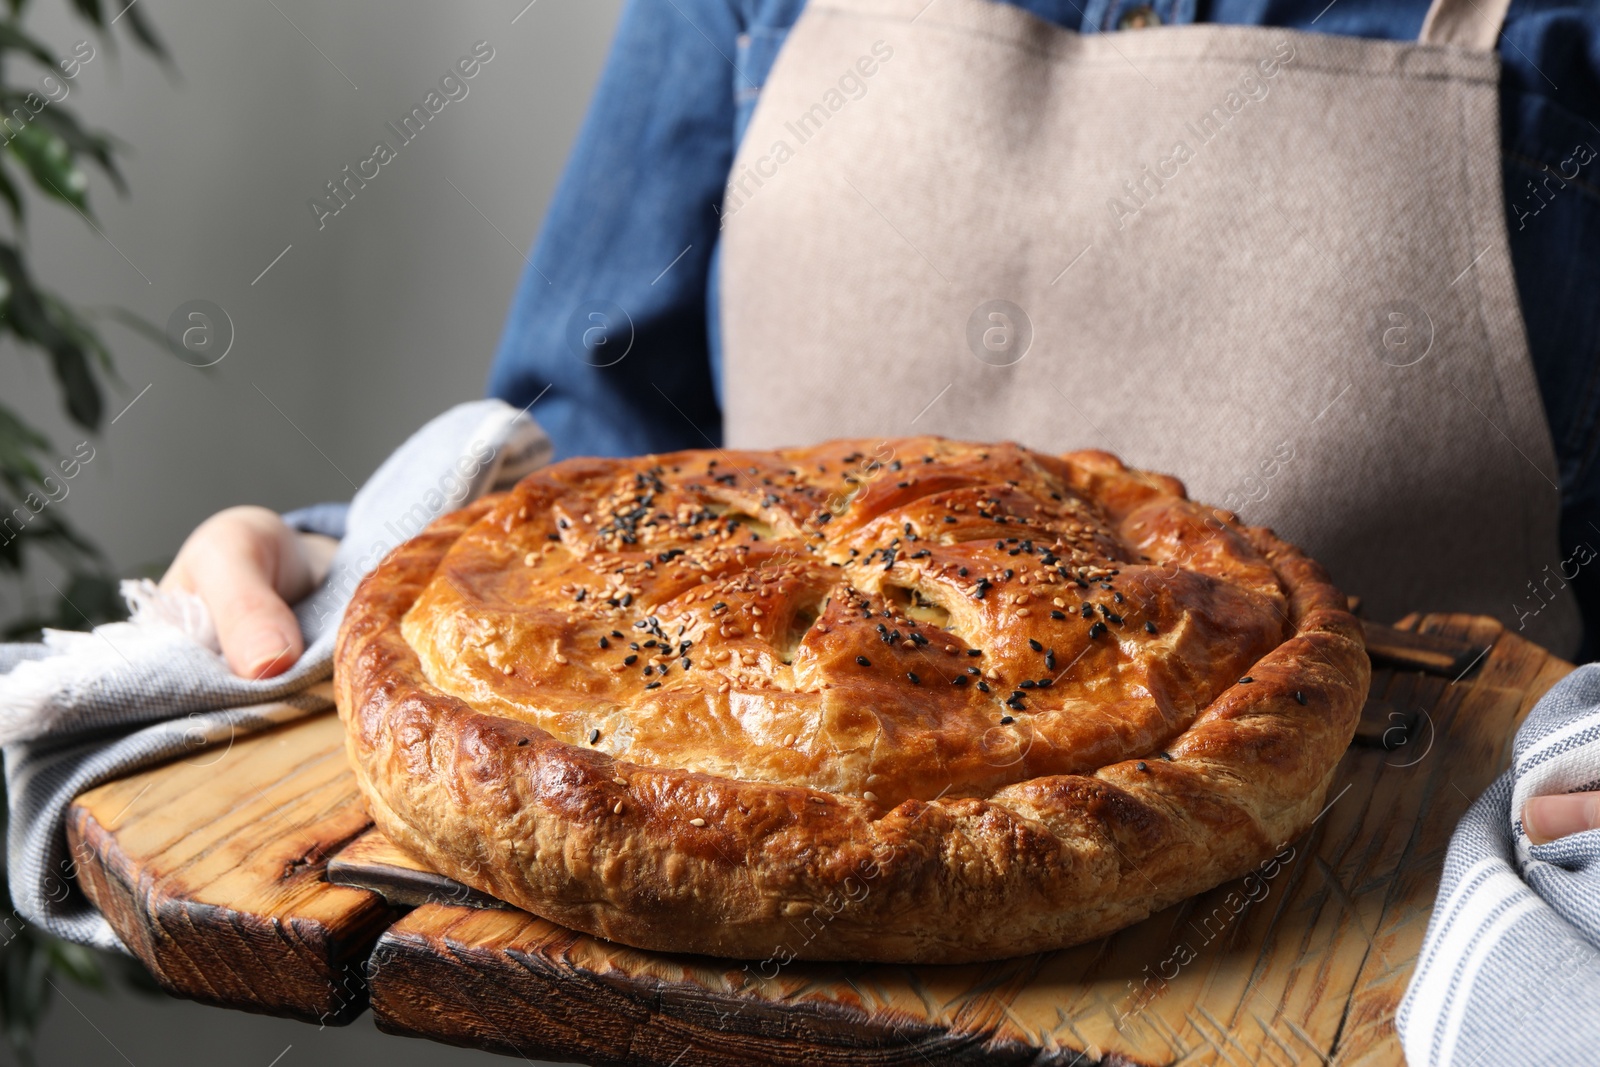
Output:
[1399,663,1600,1065]
[0,399,550,952]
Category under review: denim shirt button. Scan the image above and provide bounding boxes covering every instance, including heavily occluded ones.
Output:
[1117,5,1161,29]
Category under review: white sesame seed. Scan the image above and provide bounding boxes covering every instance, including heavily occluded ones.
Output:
[690,817,706,827]
[613,802,624,815]
[863,791,879,802]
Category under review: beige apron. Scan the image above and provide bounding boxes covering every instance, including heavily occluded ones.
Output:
[717,0,1582,656]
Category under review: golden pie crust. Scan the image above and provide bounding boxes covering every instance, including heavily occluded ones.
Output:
[335,438,1367,963]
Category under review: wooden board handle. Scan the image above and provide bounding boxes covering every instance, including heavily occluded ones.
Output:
[1363,620,1491,679]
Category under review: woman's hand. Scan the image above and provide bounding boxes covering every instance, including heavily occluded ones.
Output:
[1522,793,1600,844]
[160,506,337,679]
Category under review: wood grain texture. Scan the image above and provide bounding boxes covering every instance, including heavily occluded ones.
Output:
[66,685,396,1024]
[361,615,1570,1067]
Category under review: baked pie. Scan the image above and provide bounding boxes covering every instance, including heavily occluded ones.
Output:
[335,438,1366,963]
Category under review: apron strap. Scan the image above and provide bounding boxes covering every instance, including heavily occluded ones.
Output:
[1418,0,1513,51]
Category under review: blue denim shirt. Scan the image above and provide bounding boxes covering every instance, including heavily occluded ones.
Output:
[470,0,1600,642]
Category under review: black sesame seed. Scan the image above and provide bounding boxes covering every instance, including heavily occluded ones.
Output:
[952,675,969,686]
[1050,610,1067,621]
[588,728,601,744]
[1036,678,1053,688]
[907,672,921,685]
[1000,715,1015,725]
[1145,621,1158,634]
[1028,638,1043,652]
[598,636,610,649]
[1295,691,1307,705]
[967,649,983,657]
[856,655,872,667]
[1080,603,1094,618]
[517,738,530,746]
[1159,751,1174,761]
[1019,680,1037,689]
[612,631,624,639]
[1239,676,1254,684]
[958,566,969,577]
[1045,650,1057,670]
[645,681,661,689]
[1089,620,1107,639]
[1136,761,1148,772]
[966,666,981,675]
[976,681,991,693]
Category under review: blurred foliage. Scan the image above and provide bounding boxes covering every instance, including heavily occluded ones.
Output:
[0,0,171,1060]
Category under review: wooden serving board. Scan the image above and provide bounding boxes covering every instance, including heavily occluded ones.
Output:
[65,615,1570,1064]
[67,683,394,1024]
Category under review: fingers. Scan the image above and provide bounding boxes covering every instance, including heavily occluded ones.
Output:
[1522,792,1600,845]
[162,507,317,680]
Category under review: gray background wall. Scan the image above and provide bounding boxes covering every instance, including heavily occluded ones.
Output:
[0,0,623,1062]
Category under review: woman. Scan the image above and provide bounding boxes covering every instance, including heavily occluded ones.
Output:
[165,0,1600,834]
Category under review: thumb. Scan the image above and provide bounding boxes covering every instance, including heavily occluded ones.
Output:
[174,511,308,681]
[210,577,304,680]
[1522,792,1600,845]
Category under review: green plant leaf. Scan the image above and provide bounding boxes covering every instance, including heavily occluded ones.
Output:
[0,405,48,484]
[5,124,88,213]
[44,293,114,377]
[0,243,107,429]
[66,0,104,28]
[100,305,181,361]
[0,22,56,67]
[26,104,125,194]
[47,344,100,428]
[118,2,166,60]
[0,161,24,224]
[43,942,103,990]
